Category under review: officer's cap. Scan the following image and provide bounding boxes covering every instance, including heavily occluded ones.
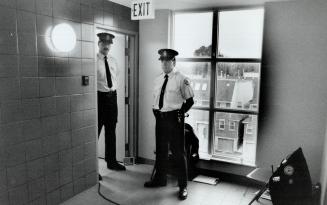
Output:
[158,49,179,61]
[97,32,115,44]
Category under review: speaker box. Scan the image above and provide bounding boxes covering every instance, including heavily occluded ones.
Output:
[269,147,313,205]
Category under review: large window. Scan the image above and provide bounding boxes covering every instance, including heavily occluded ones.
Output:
[174,12,213,58]
[174,8,264,166]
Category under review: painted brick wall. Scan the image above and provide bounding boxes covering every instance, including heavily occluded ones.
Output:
[0,0,138,204]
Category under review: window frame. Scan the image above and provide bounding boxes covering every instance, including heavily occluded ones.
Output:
[246,124,253,135]
[218,119,225,130]
[172,7,263,165]
[229,121,236,131]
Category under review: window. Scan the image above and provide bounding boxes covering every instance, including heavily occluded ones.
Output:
[218,119,225,130]
[229,121,236,131]
[202,83,207,91]
[174,8,264,166]
[178,62,210,107]
[194,83,201,91]
[246,124,253,134]
[217,9,264,58]
[174,12,213,58]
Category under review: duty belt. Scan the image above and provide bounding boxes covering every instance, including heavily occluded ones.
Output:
[98,90,116,97]
[153,109,179,118]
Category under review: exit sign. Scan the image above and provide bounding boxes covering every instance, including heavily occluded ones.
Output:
[131,0,155,20]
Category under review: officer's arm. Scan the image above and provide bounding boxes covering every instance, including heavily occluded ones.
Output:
[181,97,194,113]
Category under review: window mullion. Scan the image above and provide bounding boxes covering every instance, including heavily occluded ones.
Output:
[208,10,218,155]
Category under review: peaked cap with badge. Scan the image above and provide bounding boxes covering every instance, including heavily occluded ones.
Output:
[158,48,179,61]
[97,32,115,44]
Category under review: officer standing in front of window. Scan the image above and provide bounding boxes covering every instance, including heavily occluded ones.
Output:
[97,32,126,178]
[144,49,194,200]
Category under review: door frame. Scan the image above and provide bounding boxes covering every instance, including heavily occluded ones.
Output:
[93,24,139,164]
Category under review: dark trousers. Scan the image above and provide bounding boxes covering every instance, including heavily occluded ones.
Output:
[98,91,118,163]
[154,110,188,188]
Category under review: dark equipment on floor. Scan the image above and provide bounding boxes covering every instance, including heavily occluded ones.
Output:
[184,123,200,179]
[249,147,320,205]
[268,147,314,205]
[151,123,200,181]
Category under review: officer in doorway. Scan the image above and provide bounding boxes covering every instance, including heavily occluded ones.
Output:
[144,49,194,200]
[97,32,126,179]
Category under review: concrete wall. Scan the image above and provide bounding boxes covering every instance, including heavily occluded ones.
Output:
[319,0,327,201]
[0,0,138,204]
[322,125,327,205]
[258,0,327,184]
[138,10,171,160]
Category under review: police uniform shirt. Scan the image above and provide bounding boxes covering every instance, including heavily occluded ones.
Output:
[97,52,119,92]
[153,70,194,112]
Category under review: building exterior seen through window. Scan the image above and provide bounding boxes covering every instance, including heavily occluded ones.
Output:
[174,8,264,166]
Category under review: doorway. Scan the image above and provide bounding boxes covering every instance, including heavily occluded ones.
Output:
[95,27,138,163]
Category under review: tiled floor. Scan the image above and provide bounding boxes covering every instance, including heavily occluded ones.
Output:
[60,159,272,205]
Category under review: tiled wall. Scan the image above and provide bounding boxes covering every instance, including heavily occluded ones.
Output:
[0,0,138,204]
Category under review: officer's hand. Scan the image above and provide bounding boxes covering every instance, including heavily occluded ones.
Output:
[177,109,184,119]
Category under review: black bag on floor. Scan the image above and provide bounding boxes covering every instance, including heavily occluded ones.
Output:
[168,123,199,180]
[184,123,200,180]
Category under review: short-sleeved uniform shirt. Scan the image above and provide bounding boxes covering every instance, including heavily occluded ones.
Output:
[153,69,194,112]
[97,52,119,92]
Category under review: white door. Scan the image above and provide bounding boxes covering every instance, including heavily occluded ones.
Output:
[97,29,126,162]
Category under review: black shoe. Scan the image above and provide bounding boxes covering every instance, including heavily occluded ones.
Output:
[144,179,167,188]
[178,187,188,200]
[99,174,102,181]
[107,162,126,171]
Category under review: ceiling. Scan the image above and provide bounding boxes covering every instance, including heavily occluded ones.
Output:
[109,0,290,10]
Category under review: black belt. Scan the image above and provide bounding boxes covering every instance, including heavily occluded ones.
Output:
[153,109,179,118]
[98,90,116,97]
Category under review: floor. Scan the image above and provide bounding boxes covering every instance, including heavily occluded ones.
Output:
[60,159,272,205]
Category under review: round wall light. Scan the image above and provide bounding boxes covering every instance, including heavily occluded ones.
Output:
[51,23,76,52]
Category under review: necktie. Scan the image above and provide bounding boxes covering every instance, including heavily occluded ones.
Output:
[104,56,112,88]
[159,74,168,110]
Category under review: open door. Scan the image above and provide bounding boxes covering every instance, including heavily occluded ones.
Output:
[96,29,127,162]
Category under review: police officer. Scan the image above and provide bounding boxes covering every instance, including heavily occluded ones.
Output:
[144,49,194,200]
[97,32,126,176]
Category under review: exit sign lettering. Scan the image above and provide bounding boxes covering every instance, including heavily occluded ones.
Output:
[131,0,154,20]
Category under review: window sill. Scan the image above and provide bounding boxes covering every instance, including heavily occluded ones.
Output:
[199,153,256,167]
[195,159,257,184]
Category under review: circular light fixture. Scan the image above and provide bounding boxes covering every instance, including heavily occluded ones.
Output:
[51,23,76,52]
